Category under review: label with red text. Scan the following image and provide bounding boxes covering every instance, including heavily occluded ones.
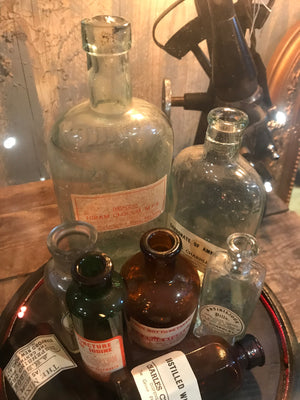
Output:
[131,351,202,400]
[75,332,126,381]
[4,334,76,400]
[71,176,167,232]
[129,311,195,351]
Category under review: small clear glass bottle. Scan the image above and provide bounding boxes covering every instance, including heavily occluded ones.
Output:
[47,15,174,271]
[44,220,98,353]
[194,233,266,344]
[168,107,266,272]
[66,251,126,382]
[121,228,200,351]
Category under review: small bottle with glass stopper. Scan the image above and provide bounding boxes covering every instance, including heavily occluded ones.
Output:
[194,232,266,344]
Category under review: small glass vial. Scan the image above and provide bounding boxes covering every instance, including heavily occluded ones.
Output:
[66,251,126,382]
[194,233,266,344]
[44,221,98,352]
[121,228,200,351]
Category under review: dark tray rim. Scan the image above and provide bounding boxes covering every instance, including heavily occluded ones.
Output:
[0,263,299,400]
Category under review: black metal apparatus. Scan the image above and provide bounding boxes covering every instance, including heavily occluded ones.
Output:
[154,0,284,186]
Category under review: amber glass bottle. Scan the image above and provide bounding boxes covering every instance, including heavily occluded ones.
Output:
[121,228,200,351]
[111,334,265,400]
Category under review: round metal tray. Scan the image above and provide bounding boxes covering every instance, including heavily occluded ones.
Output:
[0,261,299,400]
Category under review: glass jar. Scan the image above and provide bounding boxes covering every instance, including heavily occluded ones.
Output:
[194,233,266,344]
[121,228,200,351]
[66,251,126,382]
[44,220,97,352]
[168,107,266,273]
[47,15,174,271]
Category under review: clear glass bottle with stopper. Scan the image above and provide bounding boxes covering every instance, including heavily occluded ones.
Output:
[168,107,266,273]
[47,15,174,271]
[194,232,266,344]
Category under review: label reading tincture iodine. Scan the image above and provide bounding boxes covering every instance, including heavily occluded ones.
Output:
[131,351,202,400]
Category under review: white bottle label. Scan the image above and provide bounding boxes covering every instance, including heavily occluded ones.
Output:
[169,217,223,270]
[4,334,76,400]
[131,350,202,400]
[74,332,126,381]
[71,175,167,232]
[200,305,245,336]
[128,311,195,351]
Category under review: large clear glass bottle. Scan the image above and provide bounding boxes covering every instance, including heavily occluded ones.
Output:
[168,107,266,272]
[120,228,200,351]
[66,251,126,382]
[44,220,98,353]
[194,233,266,344]
[47,16,174,271]
[111,333,265,400]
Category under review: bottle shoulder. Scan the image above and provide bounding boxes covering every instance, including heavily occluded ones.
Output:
[49,97,173,153]
[53,97,172,133]
[172,147,265,191]
[66,275,125,318]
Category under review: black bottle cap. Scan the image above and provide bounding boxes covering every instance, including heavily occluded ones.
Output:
[236,334,265,369]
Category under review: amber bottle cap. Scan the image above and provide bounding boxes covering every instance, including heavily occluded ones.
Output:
[237,334,265,369]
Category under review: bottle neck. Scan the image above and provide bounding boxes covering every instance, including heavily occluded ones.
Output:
[71,251,113,294]
[141,229,181,281]
[87,52,132,115]
[203,127,242,161]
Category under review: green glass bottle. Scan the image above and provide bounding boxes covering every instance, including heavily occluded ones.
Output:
[66,251,126,382]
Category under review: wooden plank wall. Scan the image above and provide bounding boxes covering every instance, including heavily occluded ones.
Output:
[0,0,299,186]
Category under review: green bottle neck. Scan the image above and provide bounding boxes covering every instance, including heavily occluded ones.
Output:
[87,52,132,115]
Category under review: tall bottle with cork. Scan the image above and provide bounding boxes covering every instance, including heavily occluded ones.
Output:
[47,15,174,271]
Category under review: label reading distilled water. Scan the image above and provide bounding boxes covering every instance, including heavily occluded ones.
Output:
[132,351,202,400]
[4,334,76,400]
[129,311,195,351]
[74,332,126,381]
[169,217,223,271]
[71,176,167,232]
[200,305,245,336]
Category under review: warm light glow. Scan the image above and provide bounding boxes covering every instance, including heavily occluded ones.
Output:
[3,136,16,149]
[17,305,27,319]
[275,111,286,126]
[128,110,144,121]
[105,16,115,24]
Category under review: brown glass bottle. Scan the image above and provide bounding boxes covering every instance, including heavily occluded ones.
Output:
[120,228,200,351]
[111,334,265,400]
